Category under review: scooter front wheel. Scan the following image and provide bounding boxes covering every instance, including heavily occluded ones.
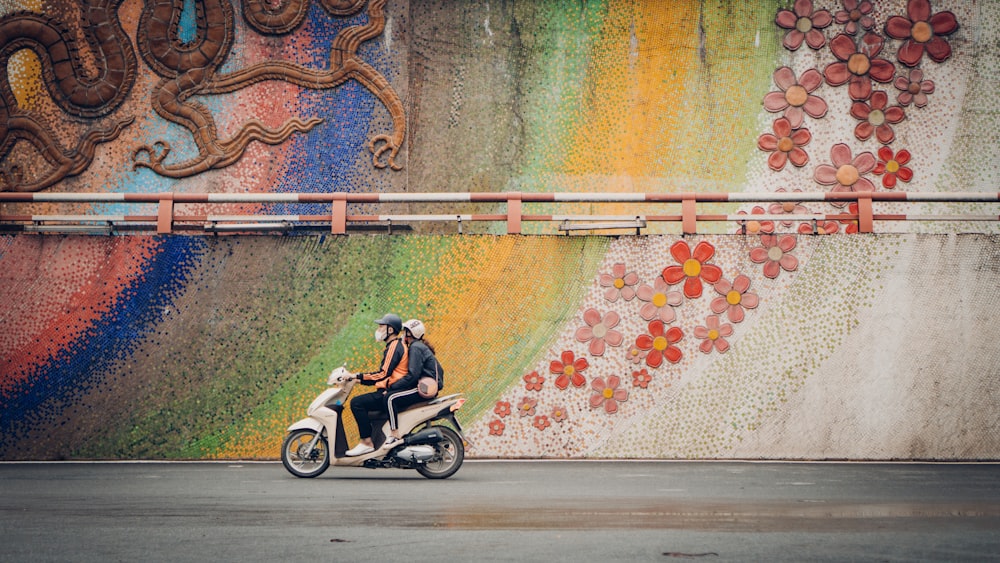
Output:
[415,426,464,480]
[281,429,330,478]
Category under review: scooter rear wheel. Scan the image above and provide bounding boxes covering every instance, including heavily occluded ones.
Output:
[281,429,330,478]
[415,426,464,479]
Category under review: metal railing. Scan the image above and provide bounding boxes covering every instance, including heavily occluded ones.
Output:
[1,191,998,235]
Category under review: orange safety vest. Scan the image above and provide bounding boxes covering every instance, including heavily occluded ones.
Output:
[374,337,409,389]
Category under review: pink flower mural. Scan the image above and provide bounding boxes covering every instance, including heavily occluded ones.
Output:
[589,375,629,414]
[636,277,683,323]
[835,0,874,35]
[758,118,812,172]
[599,263,639,302]
[711,275,759,324]
[885,0,960,66]
[523,370,544,391]
[750,234,799,279]
[873,147,913,188]
[894,69,935,107]
[635,320,684,368]
[662,240,723,300]
[517,396,537,417]
[551,350,589,389]
[763,67,828,128]
[814,143,877,207]
[574,309,624,356]
[769,188,810,227]
[775,0,833,51]
[799,220,840,235]
[551,406,568,423]
[851,91,906,144]
[625,344,648,365]
[694,315,734,354]
[735,206,776,235]
[824,33,896,101]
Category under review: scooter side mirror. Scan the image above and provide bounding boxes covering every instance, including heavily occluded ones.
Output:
[327,366,354,385]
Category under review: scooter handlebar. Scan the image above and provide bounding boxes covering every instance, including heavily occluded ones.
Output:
[327,366,356,385]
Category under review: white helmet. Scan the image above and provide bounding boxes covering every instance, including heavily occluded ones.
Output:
[402,318,425,339]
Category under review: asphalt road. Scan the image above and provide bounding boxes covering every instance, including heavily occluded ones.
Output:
[1,461,999,562]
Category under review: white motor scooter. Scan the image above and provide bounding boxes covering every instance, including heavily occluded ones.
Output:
[281,367,467,479]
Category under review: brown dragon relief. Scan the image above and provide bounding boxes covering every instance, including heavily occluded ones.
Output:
[0,0,405,191]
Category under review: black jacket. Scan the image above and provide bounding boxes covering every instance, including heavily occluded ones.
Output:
[390,340,444,393]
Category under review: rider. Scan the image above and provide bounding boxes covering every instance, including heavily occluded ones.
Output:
[381,319,443,441]
[345,313,409,457]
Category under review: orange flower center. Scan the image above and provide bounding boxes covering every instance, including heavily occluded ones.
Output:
[849,9,862,22]
[908,82,922,94]
[747,220,761,234]
[683,258,702,277]
[564,365,575,376]
[708,329,720,341]
[912,21,933,43]
[782,201,796,213]
[767,246,784,262]
[886,159,900,174]
[613,278,625,289]
[602,387,614,399]
[652,336,668,351]
[836,164,860,186]
[784,84,808,107]
[777,136,795,153]
[847,53,871,76]
[795,17,813,33]
[652,293,667,308]
[726,290,742,306]
[868,109,885,126]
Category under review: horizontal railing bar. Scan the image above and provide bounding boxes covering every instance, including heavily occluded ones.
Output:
[3,191,999,204]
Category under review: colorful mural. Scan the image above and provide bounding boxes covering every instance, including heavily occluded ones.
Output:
[2,1,999,460]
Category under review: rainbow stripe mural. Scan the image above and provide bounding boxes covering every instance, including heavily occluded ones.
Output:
[2,1,999,460]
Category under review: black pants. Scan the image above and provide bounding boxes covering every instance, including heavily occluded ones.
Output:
[350,388,425,439]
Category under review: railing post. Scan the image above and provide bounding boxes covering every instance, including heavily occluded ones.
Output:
[331,194,347,234]
[507,192,522,234]
[857,194,874,233]
[682,194,697,235]
[157,193,174,234]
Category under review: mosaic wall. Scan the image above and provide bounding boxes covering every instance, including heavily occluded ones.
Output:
[2,1,999,460]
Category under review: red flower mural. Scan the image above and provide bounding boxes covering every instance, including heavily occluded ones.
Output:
[763,67,828,128]
[840,202,861,234]
[885,0,960,66]
[632,368,652,389]
[635,320,684,368]
[550,350,589,390]
[798,220,840,235]
[824,33,896,101]
[768,188,810,227]
[851,91,906,144]
[873,147,914,189]
[758,118,811,172]
[488,419,505,436]
[494,401,511,418]
[775,0,833,51]
[735,206,776,235]
[533,415,551,431]
[523,370,544,391]
[662,240,722,299]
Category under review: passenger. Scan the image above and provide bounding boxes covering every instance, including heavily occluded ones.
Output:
[345,313,409,457]
[382,319,444,441]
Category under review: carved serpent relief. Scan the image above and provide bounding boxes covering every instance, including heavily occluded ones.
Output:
[0,0,405,191]
[0,0,137,192]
